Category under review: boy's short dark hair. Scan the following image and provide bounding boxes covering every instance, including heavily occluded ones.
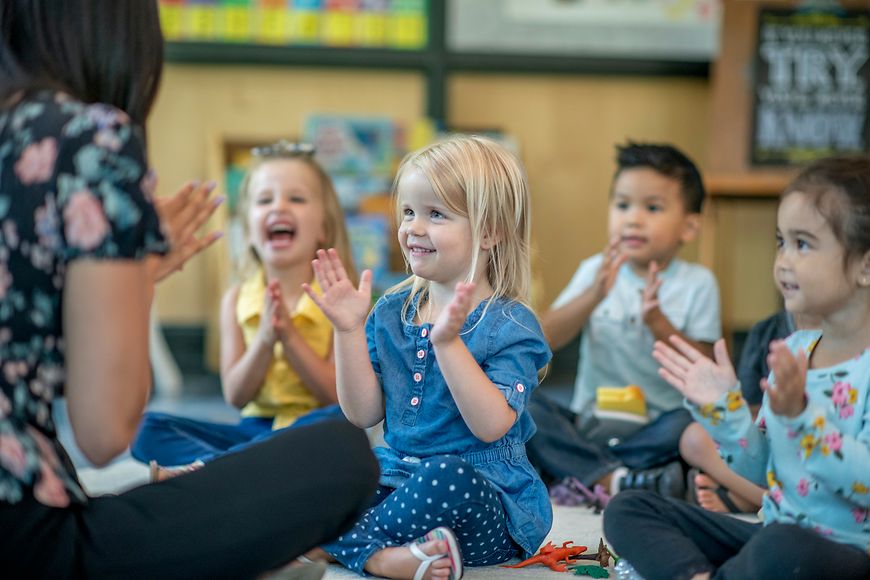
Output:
[615,142,706,213]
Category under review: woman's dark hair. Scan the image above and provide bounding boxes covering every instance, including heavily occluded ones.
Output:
[0,0,164,126]
[614,141,706,213]
[782,156,870,264]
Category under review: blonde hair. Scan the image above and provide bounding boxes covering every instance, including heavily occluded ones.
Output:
[236,154,357,284]
[387,134,532,316]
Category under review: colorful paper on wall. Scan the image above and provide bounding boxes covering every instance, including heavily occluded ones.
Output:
[159,0,426,49]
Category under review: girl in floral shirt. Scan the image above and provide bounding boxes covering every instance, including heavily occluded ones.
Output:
[604,157,870,580]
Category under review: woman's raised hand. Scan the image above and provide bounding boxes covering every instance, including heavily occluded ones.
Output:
[152,180,223,283]
[653,336,737,405]
[304,248,372,333]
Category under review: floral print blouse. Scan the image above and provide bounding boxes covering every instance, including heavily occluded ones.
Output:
[689,330,870,553]
[0,91,167,508]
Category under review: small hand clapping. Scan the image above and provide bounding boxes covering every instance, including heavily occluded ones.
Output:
[653,336,737,406]
[592,235,627,301]
[304,248,372,333]
[430,282,475,345]
[257,280,284,345]
[761,339,808,418]
[641,260,663,323]
[266,280,294,343]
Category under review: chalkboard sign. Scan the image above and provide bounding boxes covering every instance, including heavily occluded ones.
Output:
[751,9,870,166]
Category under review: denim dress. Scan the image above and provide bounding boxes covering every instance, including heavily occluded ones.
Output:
[366,290,553,557]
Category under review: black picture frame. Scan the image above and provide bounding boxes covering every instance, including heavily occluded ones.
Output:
[750,8,870,166]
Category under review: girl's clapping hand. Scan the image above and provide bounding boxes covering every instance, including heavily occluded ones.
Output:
[431,282,475,345]
[653,336,737,405]
[256,280,282,345]
[761,339,808,418]
[266,280,294,341]
[304,248,372,333]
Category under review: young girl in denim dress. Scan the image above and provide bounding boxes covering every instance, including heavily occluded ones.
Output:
[605,157,870,579]
[305,135,552,579]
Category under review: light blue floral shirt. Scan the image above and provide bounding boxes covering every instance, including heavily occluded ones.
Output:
[689,330,870,553]
[0,91,167,507]
[367,290,553,557]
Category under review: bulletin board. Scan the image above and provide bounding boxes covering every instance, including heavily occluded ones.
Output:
[447,0,722,62]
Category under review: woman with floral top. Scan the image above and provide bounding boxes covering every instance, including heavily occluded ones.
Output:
[604,157,870,580]
[0,1,376,578]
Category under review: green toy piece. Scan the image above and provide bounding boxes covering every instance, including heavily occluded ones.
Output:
[569,564,610,578]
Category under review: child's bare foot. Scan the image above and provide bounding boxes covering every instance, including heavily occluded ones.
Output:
[149,459,204,483]
[694,473,757,513]
[365,540,454,579]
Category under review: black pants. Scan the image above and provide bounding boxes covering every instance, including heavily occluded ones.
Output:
[604,490,870,580]
[1,419,379,580]
[526,394,693,485]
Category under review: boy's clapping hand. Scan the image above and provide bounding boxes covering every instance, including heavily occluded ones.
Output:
[641,260,663,323]
[653,336,737,405]
[591,235,628,301]
[761,339,808,418]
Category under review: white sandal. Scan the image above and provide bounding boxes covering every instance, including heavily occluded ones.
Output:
[148,459,204,483]
[409,526,464,580]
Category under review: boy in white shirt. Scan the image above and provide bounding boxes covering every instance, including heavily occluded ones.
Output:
[528,142,721,501]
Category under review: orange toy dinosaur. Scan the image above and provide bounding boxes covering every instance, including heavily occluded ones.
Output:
[502,541,589,572]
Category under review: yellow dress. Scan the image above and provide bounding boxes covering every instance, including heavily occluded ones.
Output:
[236,272,333,430]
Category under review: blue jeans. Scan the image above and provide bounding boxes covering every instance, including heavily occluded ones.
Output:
[131,404,346,466]
[525,394,693,486]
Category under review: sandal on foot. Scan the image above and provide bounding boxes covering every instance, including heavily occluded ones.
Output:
[149,459,204,483]
[711,485,742,513]
[409,526,464,580]
[686,467,700,505]
[688,468,742,513]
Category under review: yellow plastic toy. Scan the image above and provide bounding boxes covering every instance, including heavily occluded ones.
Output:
[596,385,647,417]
